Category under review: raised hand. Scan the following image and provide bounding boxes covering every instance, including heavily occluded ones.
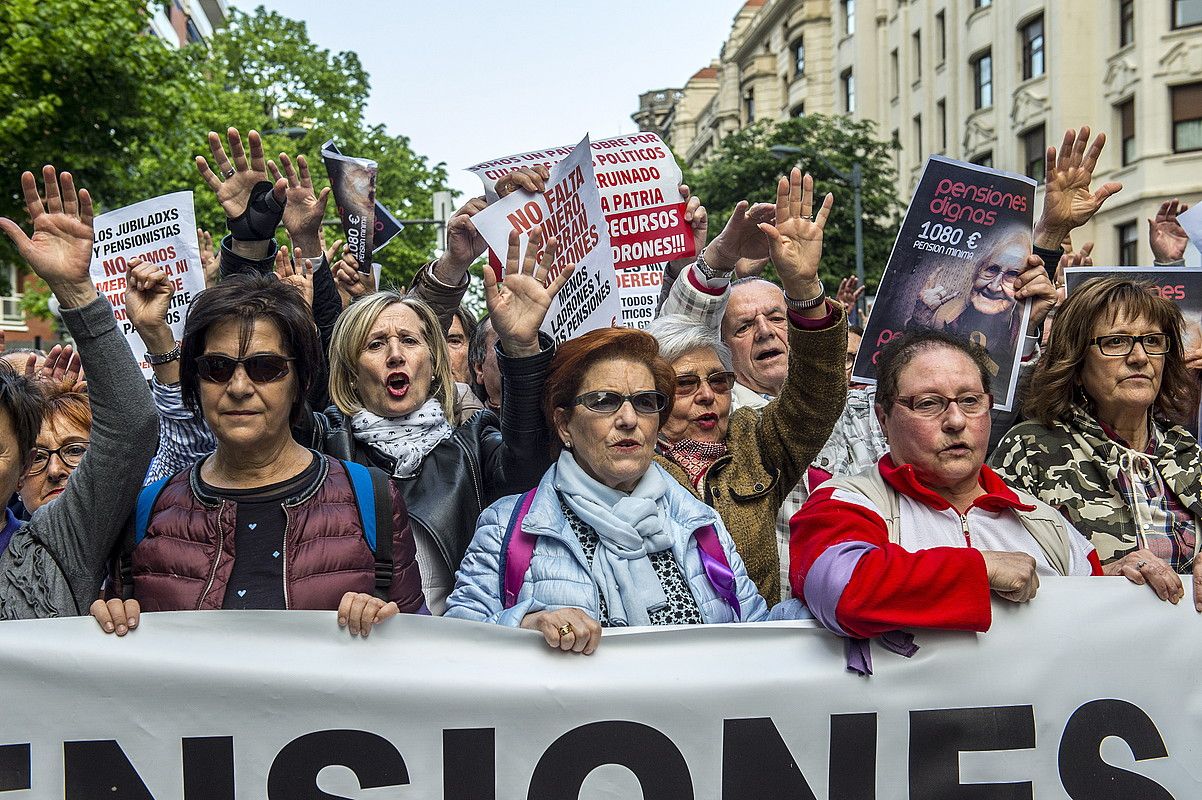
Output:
[125,257,174,339]
[433,197,489,285]
[705,200,776,271]
[26,343,82,388]
[1012,253,1058,334]
[679,184,708,256]
[0,166,98,309]
[836,276,865,314]
[484,226,574,357]
[1034,127,1122,249]
[495,165,550,198]
[197,227,221,287]
[757,168,833,303]
[274,246,315,309]
[1148,199,1191,263]
[333,246,376,305]
[268,153,330,254]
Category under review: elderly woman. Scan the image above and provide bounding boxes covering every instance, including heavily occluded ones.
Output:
[16,383,91,516]
[444,327,767,652]
[93,273,425,636]
[990,277,1202,609]
[320,229,567,613]
[645,169,847,604]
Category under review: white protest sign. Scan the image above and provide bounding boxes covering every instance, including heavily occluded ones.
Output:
[470,134,621,343]
[89,191,204,377]
[1176,202,1202,255]
[0,580,1198,797]
[467,132,689,328]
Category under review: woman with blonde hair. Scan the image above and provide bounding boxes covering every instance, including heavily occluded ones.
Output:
[319,229,570,613]
[991,276,1202,609]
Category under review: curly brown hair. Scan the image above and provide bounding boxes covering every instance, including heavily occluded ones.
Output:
[1024,277,1199,425]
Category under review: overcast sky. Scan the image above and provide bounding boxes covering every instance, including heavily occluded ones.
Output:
[229,0,746,200]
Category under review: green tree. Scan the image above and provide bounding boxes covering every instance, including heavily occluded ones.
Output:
[688,115,903,292]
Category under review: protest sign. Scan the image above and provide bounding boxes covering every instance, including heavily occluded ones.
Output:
[321,140,378,274]
[469,135,621,342]
[0,580,1199,798]
[1175,202,1202,254]
[321,140,403,254]
[853,156,1036,411]
[89,191,204,378]
[467,132,689,327]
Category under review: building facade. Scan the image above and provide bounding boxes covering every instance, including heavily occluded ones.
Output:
[638,0,1202,267]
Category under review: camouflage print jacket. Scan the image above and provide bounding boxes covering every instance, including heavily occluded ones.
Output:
[988,406,1202,565]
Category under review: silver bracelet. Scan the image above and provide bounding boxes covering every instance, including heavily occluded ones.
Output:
[784,286,827,311]
[694,247,733,282]
[145,343,181,365]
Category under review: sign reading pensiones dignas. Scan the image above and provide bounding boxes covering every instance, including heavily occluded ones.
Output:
[88,191,205,378]
[467,132,693,328]
[853,156,1036,411]
[0,581,1196,797]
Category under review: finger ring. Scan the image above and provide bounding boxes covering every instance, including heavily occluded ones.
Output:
[224,167,236,178]
[1136,560,1148,570]
[557,623,574,637]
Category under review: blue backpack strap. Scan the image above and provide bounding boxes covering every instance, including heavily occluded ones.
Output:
[694,524,742,620]
[341,460,394,600]
[134,476,171,547]
[499,489,539,609]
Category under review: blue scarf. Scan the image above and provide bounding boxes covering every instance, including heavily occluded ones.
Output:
[553,452,674,626]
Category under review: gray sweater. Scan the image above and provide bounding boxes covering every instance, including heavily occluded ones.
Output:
[0,295,158,618]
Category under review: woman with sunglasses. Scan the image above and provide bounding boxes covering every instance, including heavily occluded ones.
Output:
[991,277,1202,610]
[321,229,568,614]
[92,272,425,637]
[445,326,768,652]
[644,169,848,605]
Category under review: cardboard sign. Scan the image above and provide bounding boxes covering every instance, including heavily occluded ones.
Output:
[853,156,1036,411]
[321,140,403,254]
[88,191,204,377]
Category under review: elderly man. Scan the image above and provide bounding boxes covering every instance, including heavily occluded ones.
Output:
[789,329,1104,671]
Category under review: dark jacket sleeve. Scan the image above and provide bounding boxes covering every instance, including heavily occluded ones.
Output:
[479,333,556,503]
[219,234,277,277]
[1033,245,1061,280]
[387,480,425,613]
[406,261,470,335]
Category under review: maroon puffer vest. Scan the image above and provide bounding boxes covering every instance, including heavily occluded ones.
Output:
[130,456,423,612]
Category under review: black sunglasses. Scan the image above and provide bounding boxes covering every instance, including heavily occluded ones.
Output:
[572,390,668,415]
[196,354,294,384]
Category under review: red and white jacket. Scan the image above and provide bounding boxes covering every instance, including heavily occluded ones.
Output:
[789,455,1102,639]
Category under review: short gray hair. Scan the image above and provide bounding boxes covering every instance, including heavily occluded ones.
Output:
[644,314,734,371]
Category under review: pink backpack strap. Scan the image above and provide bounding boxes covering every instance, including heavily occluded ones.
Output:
[500,489,539,609]
[695,524,742,620]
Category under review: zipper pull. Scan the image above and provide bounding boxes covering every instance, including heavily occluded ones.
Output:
[960,512,970,544]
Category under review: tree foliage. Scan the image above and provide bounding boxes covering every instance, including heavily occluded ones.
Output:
[0,2,448,294]
[687,115,903,292]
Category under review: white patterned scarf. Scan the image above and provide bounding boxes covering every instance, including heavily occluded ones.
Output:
[350,398,453,478]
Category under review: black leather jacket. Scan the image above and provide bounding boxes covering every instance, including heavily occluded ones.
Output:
[307,337,555,575]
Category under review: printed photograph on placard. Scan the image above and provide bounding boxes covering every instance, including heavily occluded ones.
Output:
[853,156,1036,411]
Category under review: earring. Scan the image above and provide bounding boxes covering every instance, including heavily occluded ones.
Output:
[564,440,573,450]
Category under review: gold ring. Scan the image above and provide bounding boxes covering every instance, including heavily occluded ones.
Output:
[558,623,574,637]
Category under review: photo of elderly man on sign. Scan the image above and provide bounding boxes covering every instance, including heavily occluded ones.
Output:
[854,156,1039,411]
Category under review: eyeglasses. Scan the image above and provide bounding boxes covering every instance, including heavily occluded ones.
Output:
[571,391,668,415]
[28,441,89,475]
[978,263,1022,282]
[1091,333,1170,358]
[894,392,993,418]
[196,354,294,383]
[674,371,736,396]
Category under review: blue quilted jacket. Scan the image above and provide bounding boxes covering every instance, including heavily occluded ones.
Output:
[444,462,769,626]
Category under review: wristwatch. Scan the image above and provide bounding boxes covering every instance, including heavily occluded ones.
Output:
[694,247,733,282]
[145,343,181,365]
[784,286,827,312]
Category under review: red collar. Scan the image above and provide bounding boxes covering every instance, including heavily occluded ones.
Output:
[878,454,1036,514]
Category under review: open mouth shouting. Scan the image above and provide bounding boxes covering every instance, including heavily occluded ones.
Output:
[386,372,410,398]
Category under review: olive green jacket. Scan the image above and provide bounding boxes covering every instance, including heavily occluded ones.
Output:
[656,312,848,603]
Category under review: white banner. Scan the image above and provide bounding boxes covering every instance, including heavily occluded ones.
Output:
[89,191,204,377]
[2,579,1198,798]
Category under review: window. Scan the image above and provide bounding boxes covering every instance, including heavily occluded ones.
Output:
[936,11,947,64]
[843,0,856,35]
[1022,125,1046,182]
[1118,98,1135,165]
[1119,0,1134,46]
[972,51,993,109]
[0,264,22,326]
[892,129,901,174]
[843,69,856,113]
[913,115,923,164]
[891,49,900,98]
[1173,0,1202,29]
[937,99,947,151]
[1172,82,1202,151]
[793,37,805,76]
[744,89,755,124]
[1117,222,1138,265]
[1021,16,1045,80]
[791,103,805,117]
[970,151,994,168]
[913,31,922,81]
[975,0,991,8]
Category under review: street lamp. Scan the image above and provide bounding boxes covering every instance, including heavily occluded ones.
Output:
[770,144,865,324]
